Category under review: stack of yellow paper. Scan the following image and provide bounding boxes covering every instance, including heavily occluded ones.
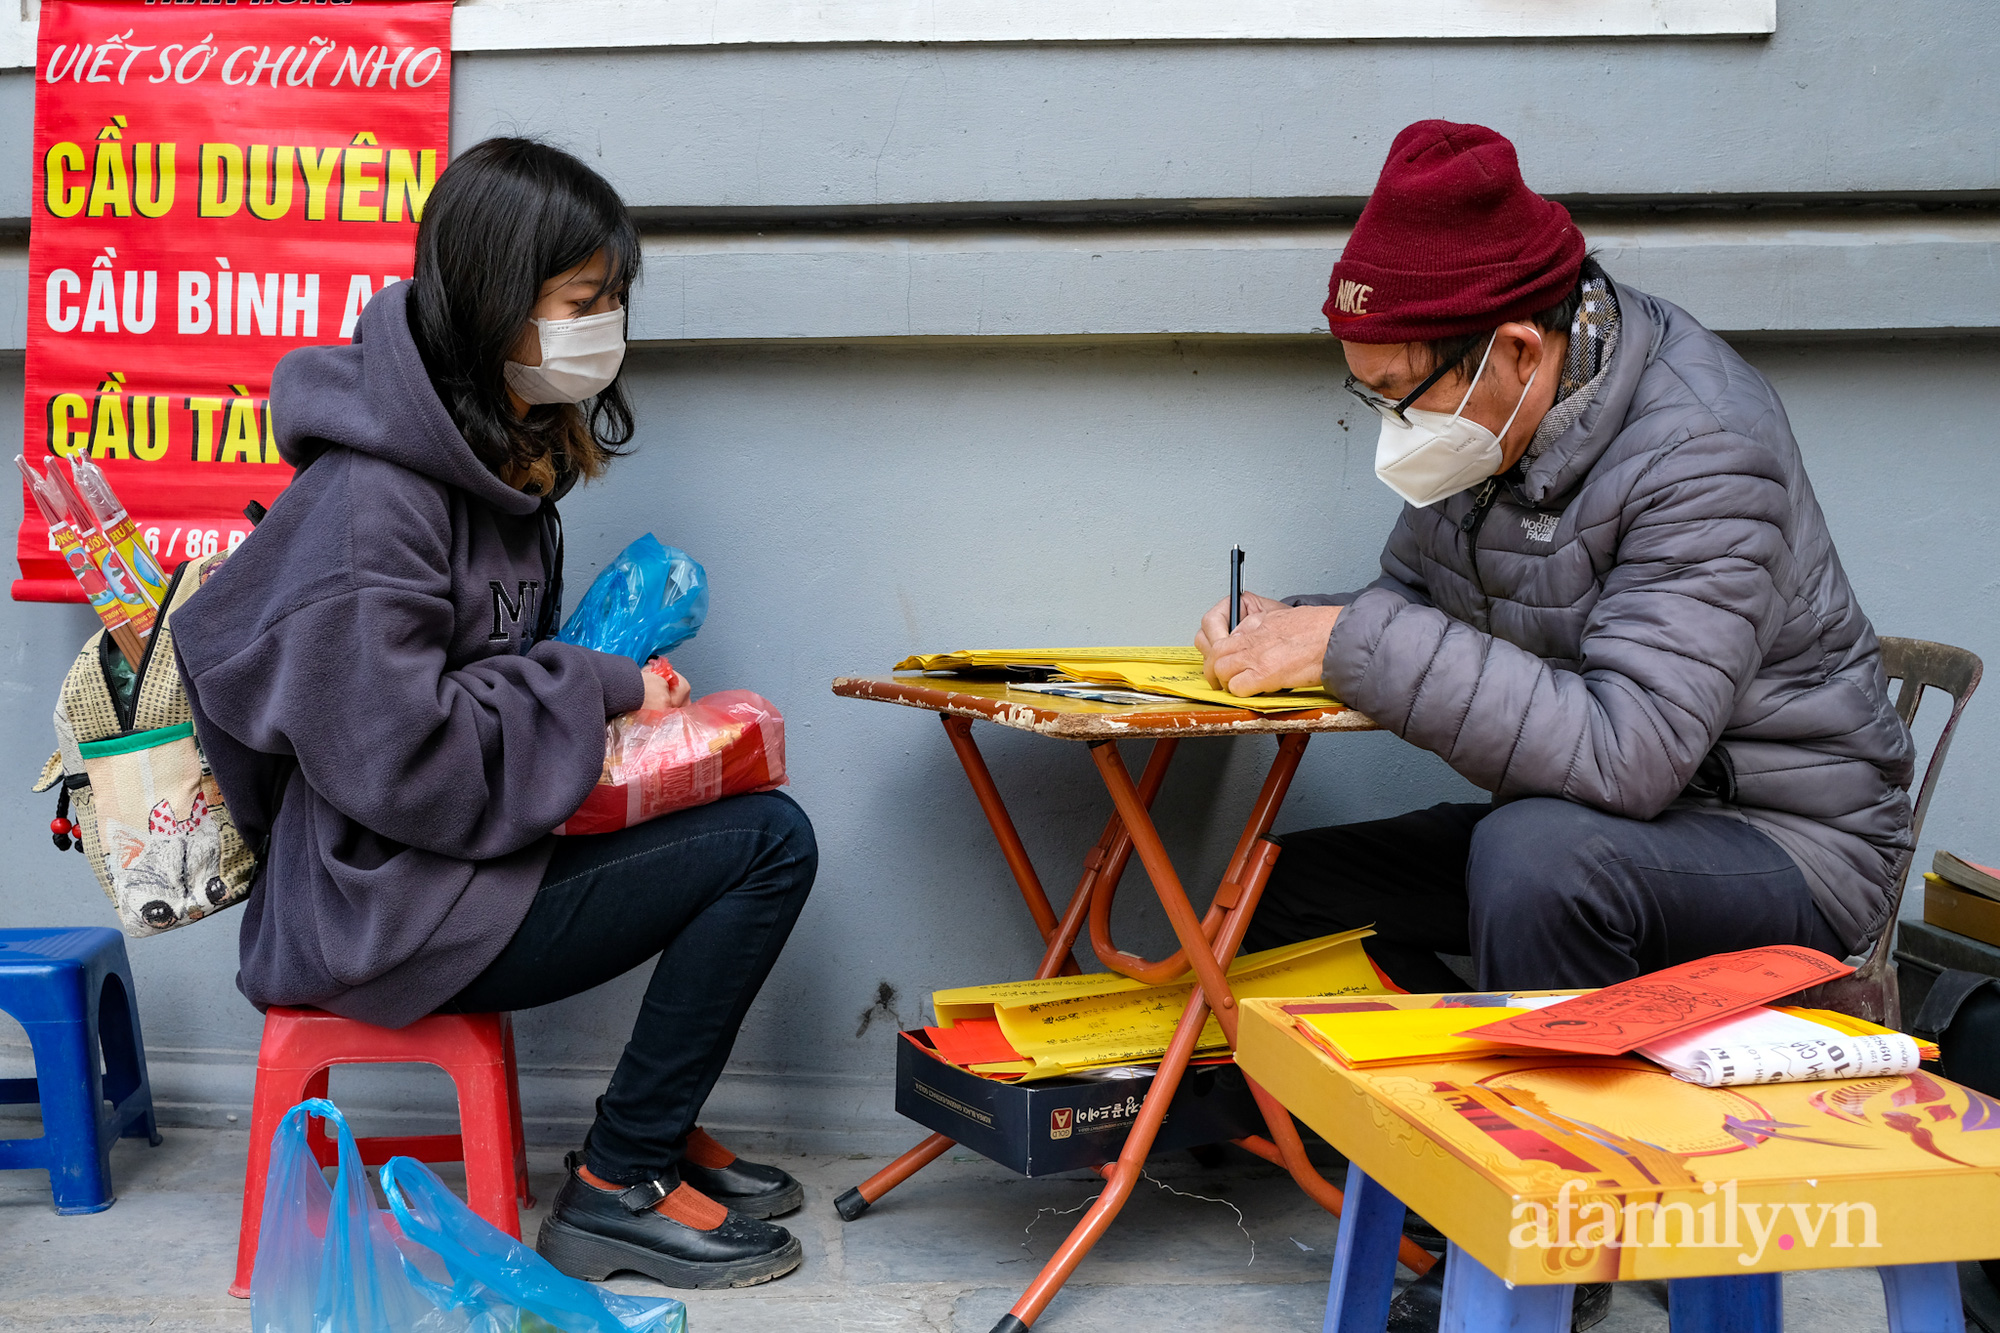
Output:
[1283,999,1942,1077]
[1057,661,1341,713]
[1294,1007,1535,1069]
[894,646,1342,714]
[932,929,1388,1081]
[896,646,1205,671]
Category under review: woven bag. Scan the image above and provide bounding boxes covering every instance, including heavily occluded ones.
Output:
[34,551,256,937]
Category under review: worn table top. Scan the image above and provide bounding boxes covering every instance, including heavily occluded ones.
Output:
[1236,996,2000,1286]
[830,673,1380,740]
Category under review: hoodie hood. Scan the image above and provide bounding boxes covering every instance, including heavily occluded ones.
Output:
[270,280,542,518]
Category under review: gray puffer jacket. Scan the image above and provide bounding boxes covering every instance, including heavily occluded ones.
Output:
[1308,279,1913,954]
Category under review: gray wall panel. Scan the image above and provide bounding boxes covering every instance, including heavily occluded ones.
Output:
[635,217,2000,342]
[1,335,1991,1146]
[10,216,2000,352]
[0,0,1989,1153]
[443,11,1991,211]
[2,0,1995,224]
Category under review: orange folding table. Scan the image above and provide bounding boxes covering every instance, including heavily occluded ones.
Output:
[826,672,1438,1333]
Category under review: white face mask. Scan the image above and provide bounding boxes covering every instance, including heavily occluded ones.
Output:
[1373,331,1538,508]
[504,307,627,405]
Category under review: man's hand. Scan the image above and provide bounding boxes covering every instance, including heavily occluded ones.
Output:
[1196,592,1341,696]
[1196,590,1290,665]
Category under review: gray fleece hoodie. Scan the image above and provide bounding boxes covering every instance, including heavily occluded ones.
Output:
[173,281,646,1028]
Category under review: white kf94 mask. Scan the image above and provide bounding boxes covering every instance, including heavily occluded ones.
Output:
[504,307,628,405]
[1373,331,1538,508]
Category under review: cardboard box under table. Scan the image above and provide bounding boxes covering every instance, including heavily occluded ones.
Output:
[894,1031,1260,1176]
[1237,995,1998,1330]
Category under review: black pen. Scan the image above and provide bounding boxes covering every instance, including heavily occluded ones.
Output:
[1228,545,1245,633]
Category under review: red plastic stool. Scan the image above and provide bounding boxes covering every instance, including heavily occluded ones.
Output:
[228,1007,534,1298]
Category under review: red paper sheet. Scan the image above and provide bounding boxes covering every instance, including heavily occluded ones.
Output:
[925,1019,1025,1068]
[1279,1001,1399,1017]
[1459,946,1853,1055]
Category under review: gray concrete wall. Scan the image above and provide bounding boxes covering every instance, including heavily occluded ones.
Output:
[1,4,1994,221]
[1,0,1996,1151]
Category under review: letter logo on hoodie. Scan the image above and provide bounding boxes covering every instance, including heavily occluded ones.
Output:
[489,579,539,644]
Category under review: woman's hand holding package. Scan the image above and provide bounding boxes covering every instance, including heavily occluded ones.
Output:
[561,686,787,835]
[642,659,691,711]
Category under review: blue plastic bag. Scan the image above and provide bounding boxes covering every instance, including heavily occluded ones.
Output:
[556,534,708,666]
[250,1099,456,1333]
[251,1100,686,1333]
[381,1156,685,1333]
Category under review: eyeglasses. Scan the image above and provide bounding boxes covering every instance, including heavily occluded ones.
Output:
[1343,356,1460,427]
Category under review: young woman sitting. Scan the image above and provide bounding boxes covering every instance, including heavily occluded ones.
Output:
[175,138,817,1290]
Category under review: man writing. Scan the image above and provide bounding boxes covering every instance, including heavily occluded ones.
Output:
[1198,120,1914,999]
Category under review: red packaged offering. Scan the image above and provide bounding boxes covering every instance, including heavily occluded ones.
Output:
[557,689,787,835]
[1457,945,1853,1056]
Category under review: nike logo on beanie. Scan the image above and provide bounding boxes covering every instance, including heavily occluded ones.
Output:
[1323,118,1583,343]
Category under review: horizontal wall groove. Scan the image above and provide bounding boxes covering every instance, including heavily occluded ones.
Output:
[629,196,2000,237]
[5,195,1987,243]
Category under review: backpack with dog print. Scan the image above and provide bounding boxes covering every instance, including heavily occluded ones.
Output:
[34,550,257,937]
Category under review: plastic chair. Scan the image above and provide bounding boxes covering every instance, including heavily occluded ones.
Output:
[1799,637,1983,1026]
[228,1007,534,1298]
[0,926,160,1214]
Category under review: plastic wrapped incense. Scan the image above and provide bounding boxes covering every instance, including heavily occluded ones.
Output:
[19,456,125,628]
[45,462,155,639]
[66,456,171,604]
[18,456,145,668]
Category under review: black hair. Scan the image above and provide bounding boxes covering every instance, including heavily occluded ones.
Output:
[408,137,641,488]
[1416,255,1601,387]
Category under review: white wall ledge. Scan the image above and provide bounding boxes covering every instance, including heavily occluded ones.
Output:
[0,0,1775,70]
[447,0,1775,50]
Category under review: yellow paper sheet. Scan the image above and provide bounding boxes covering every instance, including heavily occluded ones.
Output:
[968,1060,1037,1078]
[937,929,1386,1081]
[1057,661,1343,713]
[933,931,1372,1025]
[896,646,1206,672]
[933,969,1150,1023]
[1298,1007,1533,1068]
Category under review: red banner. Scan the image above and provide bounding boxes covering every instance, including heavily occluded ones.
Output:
[16,0,452,601]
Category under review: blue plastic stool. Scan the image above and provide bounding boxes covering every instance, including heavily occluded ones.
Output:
[0,927,160,1213]
[1321,1162,1967,1333]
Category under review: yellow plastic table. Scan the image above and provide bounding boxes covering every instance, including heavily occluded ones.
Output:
[1237,995,1996,1331]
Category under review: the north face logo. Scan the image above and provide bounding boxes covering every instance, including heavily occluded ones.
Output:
[1331,279,1374,316]
[1522,513,1559,544]
[1050,1108,1074,1140]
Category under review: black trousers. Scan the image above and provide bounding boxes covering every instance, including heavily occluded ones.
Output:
[1244,798,1845,992]
[441,790,817,1187]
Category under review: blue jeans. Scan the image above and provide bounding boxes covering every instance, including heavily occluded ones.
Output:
[1246,798,1845,991]
[441,790,816,1186]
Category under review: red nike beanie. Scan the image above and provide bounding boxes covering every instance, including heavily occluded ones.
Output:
[1324,120,1584,344]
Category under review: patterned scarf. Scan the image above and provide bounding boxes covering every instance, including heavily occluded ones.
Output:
[1525,260,1619,462]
